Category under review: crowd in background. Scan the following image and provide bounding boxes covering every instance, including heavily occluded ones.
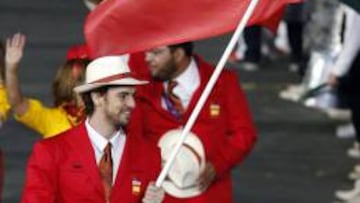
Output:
[229,0,359,201]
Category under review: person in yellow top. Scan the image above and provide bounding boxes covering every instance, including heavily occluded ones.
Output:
[5,33,90,138]
[0,86,9,125]
[0,38,10,203]
[0,40,10,126]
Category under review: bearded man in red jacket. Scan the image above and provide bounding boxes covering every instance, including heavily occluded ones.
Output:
[129,42,257,203]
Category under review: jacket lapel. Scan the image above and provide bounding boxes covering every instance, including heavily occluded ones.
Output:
[68,123,105,196]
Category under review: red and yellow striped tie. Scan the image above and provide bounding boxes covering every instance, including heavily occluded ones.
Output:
[99,143,113,202]
[167,80,185,115]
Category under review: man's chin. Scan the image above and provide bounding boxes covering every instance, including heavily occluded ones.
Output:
[114,118,129,129]
[152,74,169,82]
[114,121,127,130]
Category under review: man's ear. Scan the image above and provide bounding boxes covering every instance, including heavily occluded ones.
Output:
[173,48,185,63]
[91,92,103,107]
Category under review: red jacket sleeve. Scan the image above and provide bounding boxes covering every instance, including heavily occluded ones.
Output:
[21,141,57,203]
[211,72,257,177]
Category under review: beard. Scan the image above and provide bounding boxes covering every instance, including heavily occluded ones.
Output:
[103,96,131,129]
[151,58,178,81]
[111,109,132,129]
[109,113,128,131]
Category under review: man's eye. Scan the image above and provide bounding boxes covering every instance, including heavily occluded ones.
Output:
[119,93,135,100]
[118,93,128,100]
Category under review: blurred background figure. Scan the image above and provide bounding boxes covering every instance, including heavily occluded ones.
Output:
[327,5,360,159]
[279,0,345,110]
[283,2,306,75]
[273,0,360,201]
[330,4,360,202]
[0,41,10,127]
[0,39,9,203]
[5,33,91,138]
[228,2,306,73]
[241,25,262,71]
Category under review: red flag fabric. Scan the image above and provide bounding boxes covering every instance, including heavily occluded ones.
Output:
[85,0,301,57]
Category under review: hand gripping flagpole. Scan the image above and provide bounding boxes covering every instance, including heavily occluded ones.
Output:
[155,0,260,187]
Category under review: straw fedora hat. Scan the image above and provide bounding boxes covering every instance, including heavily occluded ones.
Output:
[74,55,148,93]
[158,129,206,198]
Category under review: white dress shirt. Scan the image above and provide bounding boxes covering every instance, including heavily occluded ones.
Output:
[163,57,200,109]
[85,118,126,183]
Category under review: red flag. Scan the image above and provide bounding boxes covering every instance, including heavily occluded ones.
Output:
[85,0,301,57]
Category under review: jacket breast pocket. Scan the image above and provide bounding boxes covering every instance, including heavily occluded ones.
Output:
[59,168,93,196]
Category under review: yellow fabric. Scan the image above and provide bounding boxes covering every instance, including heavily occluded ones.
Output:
[14,99,80,138]
[0,86,10,121]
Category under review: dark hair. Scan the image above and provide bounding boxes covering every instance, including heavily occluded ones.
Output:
[81,86,110,116]
[169,42,194,57]
[52,59,90,106]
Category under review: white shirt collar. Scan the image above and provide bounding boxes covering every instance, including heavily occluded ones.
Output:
[85,118,124,153]
[163,57,200,108]
[172,57,200,94]
[85,118,127,183]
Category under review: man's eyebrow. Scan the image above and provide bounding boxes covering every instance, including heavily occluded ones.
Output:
[116,90,136,95]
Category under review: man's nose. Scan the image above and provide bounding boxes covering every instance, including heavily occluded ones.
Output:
[126,95,136,109]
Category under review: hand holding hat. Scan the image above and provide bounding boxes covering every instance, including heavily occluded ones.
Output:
[142,182,165,203]
[158,129,206,198]
[198,162,216,191]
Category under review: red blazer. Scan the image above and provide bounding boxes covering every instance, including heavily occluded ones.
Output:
[130,56,257,203]
[21,123,160,203]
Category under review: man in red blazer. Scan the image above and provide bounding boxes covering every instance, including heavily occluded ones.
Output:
[129,42,257,203]
[21,56,164,203]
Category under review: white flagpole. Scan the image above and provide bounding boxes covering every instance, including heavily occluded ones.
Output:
[155,0,260,187]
